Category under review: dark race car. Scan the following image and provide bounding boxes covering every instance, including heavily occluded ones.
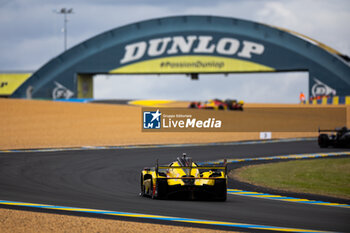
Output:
[189,99,243,111]
[318,127,350,148]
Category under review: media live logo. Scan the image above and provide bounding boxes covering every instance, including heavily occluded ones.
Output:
[143,109,161,129]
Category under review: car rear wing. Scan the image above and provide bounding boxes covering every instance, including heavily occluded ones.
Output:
[155,159,228,176]
[157,177,226,180]
[319,129,337,132]
[318,128,350,133]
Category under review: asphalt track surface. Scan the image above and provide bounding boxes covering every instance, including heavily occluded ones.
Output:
[0,140,349,232]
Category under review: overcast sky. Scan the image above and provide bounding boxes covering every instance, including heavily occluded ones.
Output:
[1,0,349,103]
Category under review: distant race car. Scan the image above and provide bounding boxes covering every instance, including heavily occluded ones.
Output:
[140,154,227,201]
[318,127,350,148]
[189,99,243,111]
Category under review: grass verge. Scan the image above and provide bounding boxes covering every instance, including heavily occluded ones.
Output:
[230,157,350,199]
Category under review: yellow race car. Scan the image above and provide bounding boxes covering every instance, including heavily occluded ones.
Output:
[140,154,227,201]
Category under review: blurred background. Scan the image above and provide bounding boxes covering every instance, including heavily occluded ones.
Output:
[1,0,349,103]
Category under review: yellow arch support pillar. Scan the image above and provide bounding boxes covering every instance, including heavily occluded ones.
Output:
[322,96,327,105]
[77,74,93,98]
[346,96,350,105]
[333,96,339,105]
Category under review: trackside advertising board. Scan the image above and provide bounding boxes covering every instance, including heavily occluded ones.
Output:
[0,73,31,96]
[110,35,274,74]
